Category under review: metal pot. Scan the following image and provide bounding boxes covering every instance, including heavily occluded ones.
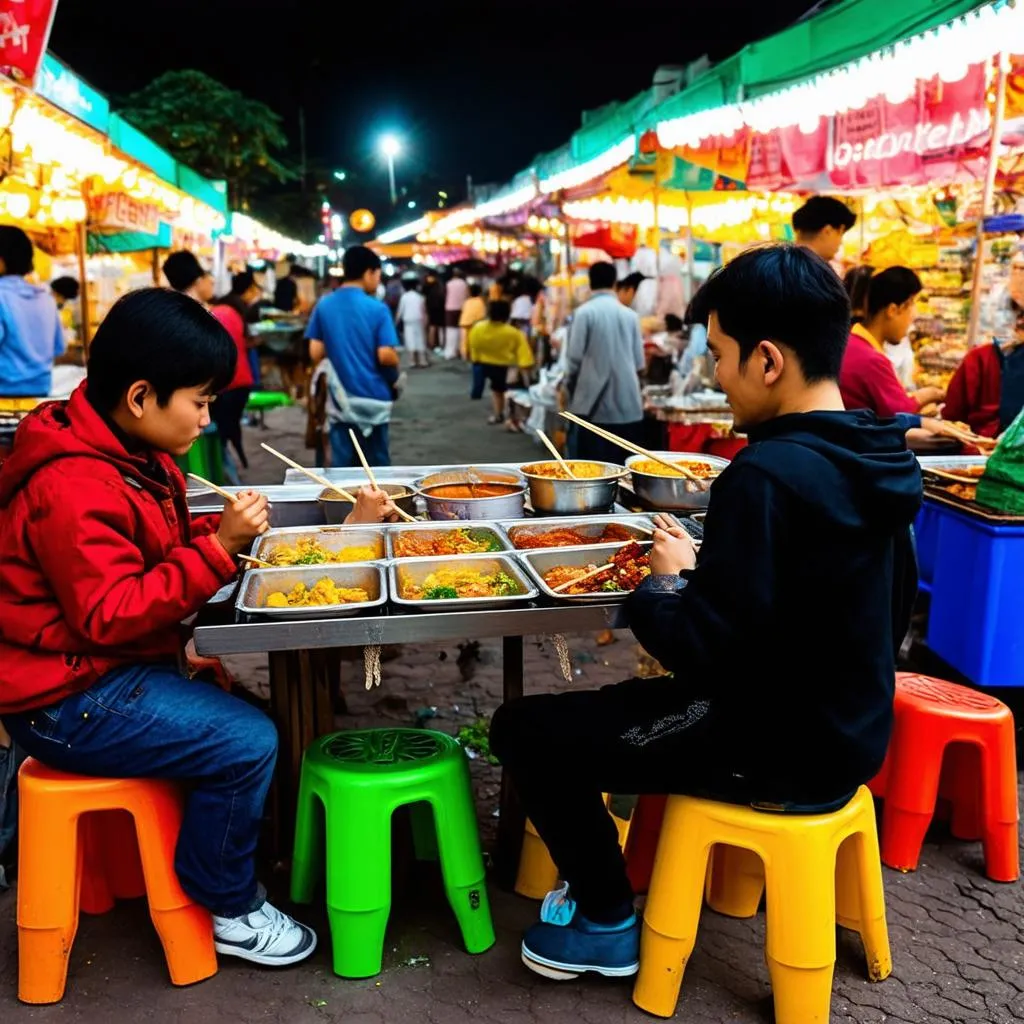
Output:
[318,483,418,524]
[414,468,526,521]
[626,452,729,510]
[520,461,626,515]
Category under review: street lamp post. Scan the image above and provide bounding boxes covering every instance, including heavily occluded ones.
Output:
[380,135,401,206]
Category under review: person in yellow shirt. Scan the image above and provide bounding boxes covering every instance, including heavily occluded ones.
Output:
[468,299,534,429]
[458,283,487,359]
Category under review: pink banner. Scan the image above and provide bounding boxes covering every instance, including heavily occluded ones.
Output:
[0,0,58,86]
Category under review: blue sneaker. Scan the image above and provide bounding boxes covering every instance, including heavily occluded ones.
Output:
[521,883,640,980]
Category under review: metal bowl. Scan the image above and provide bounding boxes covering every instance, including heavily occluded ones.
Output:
[318,483,418,524]
[626,452,729,510]
[414,467,526,521]
[520,461,626,515]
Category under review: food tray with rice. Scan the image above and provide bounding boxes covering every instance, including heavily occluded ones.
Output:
[519,460,625,515]
[519,541,652,603]
[251,527,387,567]
[498,515,653,551]
[622,452,728,511]
[236,564,387,619]
[386,523,510,558]
[389,554,538,612]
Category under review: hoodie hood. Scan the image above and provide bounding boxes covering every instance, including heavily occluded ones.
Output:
[0,275,52,301]
[741,409,922,531]
[0,381,172,509]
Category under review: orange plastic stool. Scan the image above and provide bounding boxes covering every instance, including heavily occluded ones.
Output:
[633,786,890,1022]
[17,758,218,1004]
[868,673,1019,882]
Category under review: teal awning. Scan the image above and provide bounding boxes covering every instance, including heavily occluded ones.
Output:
[87,223,173,254]
[109,115,177,182]
[176,165,228,216]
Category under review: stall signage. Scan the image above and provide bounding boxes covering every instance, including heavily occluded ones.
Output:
[36,52,109,134]
[0,0,58,87]
[88,192,160,234]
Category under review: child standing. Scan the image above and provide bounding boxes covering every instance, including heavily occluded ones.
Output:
[467,299,534,431]
[491,245,923,982]
[396,277,428,368]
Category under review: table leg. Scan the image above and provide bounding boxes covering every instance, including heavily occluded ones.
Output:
[495,636,526,889]
[267,648,340,858]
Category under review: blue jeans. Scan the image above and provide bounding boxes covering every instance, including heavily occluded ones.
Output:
[329,421,391,468]
[2,664,277,918]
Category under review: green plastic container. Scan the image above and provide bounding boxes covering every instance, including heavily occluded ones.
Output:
[290,728,495,978]
[175,424,224,486]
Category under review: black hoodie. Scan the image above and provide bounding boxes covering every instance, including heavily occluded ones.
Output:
[624,409,923,803]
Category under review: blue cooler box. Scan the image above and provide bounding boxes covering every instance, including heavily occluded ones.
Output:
[926,500,1024,687]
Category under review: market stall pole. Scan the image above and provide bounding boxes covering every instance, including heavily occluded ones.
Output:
[193,602,626,885]
[76,220,91,353]
[967,53,1009,347]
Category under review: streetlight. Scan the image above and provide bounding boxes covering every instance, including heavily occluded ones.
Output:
[380,134,401,205]
[407,200,417,209]
[333,170,347,182]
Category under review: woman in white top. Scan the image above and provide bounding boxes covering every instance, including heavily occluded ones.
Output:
[396,278,429,367]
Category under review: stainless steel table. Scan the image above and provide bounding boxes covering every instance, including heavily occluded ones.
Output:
[194,601,628,882]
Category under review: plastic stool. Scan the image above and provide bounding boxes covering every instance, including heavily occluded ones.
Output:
[868,673,1019,882]
[633,786,890,1022]
[17,759,217,1004]
[515,795,631,900]
[624,794,667,894]
[291,728,495,978]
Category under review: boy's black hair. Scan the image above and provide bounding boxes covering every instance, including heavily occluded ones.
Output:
[664,313,684,332]
[589,262,617,290]
[51,276,80,301]
[617,271,646,292]
[843,265,875,322]
[687,244,851,383]
[469,283,483,297]
[0,226,34,276]
[791,196,857,236]
[343,245,382,281]
[163,250,207,292]
[401,277,420,292]
[230,270,256,295]
[865,266,922,318]
[488,299,512,323]
[87,288,236,412]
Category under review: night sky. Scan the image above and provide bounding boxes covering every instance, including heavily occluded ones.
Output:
[50,0,819,216]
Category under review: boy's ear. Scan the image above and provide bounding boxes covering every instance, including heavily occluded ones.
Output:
[126,381,149,418]
[759,340,785,385]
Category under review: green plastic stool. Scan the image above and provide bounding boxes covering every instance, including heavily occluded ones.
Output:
[290,728,495,978]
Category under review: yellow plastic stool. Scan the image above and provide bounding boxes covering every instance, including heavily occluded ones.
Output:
[633,786,890,1023]
[514,795,631,900]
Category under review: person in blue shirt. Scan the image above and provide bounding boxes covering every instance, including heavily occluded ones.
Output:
[306,246,401,467]
[0,227,65,398]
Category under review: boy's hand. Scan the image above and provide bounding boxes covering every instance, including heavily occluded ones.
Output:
[345,486,399,524]
[650,514,697,576]
[216,490,270,556]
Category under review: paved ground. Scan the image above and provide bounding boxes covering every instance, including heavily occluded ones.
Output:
[2,359,1023,1023]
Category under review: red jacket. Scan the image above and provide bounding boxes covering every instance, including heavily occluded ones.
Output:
[942,343,1002,438]
[839,328,919,419]
[0,382,238,713]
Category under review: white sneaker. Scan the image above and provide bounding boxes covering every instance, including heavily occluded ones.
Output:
[213,900,317,966]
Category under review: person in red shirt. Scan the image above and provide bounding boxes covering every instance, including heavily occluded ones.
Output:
[943,334,1024,439]
[839,267,945,418]
[210,271,262,473]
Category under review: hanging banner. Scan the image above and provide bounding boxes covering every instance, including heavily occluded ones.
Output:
[88,192,161,235]
[0,0,59,87]
[571,222,638,260]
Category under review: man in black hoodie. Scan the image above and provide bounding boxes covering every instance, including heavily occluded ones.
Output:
[490,244,923,984]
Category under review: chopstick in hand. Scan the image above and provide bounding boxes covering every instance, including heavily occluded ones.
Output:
[348,428,380,490]
[238,554,274,569]
[551,560,617,593]
[187,473,237,503]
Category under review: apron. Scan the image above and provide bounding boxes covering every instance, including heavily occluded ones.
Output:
[995,341,1024,432]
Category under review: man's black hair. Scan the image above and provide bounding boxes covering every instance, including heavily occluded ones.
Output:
[469,283,483,297]
[401,277,420,292]
[865,266,922,319]
[687,244,851,383]
[0,226,34,276]
[343,245,382,281]
[664,313,684,333]
[231,270,256,295]
[791,196,856,236]
[589,262,617,291]
[488,299,512,323]
[617,271,646,292]
[51,276,80,301]
[163,250,207,292]
[843,265,875,322]
[87,288,236,412]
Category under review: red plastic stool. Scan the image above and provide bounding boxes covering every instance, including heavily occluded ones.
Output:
[868,673,1019,882]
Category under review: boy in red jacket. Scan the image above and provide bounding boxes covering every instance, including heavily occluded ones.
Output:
[0,289,322,965]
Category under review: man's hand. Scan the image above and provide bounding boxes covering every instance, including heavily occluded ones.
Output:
[913,385,946,409]
[346,486,398,524]
[649,513,697,576]
[216,490,270,556]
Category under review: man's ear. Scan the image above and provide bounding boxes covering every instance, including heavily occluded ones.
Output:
[759,340,785,385]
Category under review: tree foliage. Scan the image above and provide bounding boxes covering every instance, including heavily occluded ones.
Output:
[117,70,295,210]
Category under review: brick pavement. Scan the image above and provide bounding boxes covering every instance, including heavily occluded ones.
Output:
[1,360,1022,1023]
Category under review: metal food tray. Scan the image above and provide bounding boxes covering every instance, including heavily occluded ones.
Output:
[386,523,511,559]
[236,564,387,620]
[519,541,653,604]
[497,515,653,551]
[251,526,388,565]
[389,554,538,612]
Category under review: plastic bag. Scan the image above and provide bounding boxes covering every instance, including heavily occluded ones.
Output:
[976,406,1024,514]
